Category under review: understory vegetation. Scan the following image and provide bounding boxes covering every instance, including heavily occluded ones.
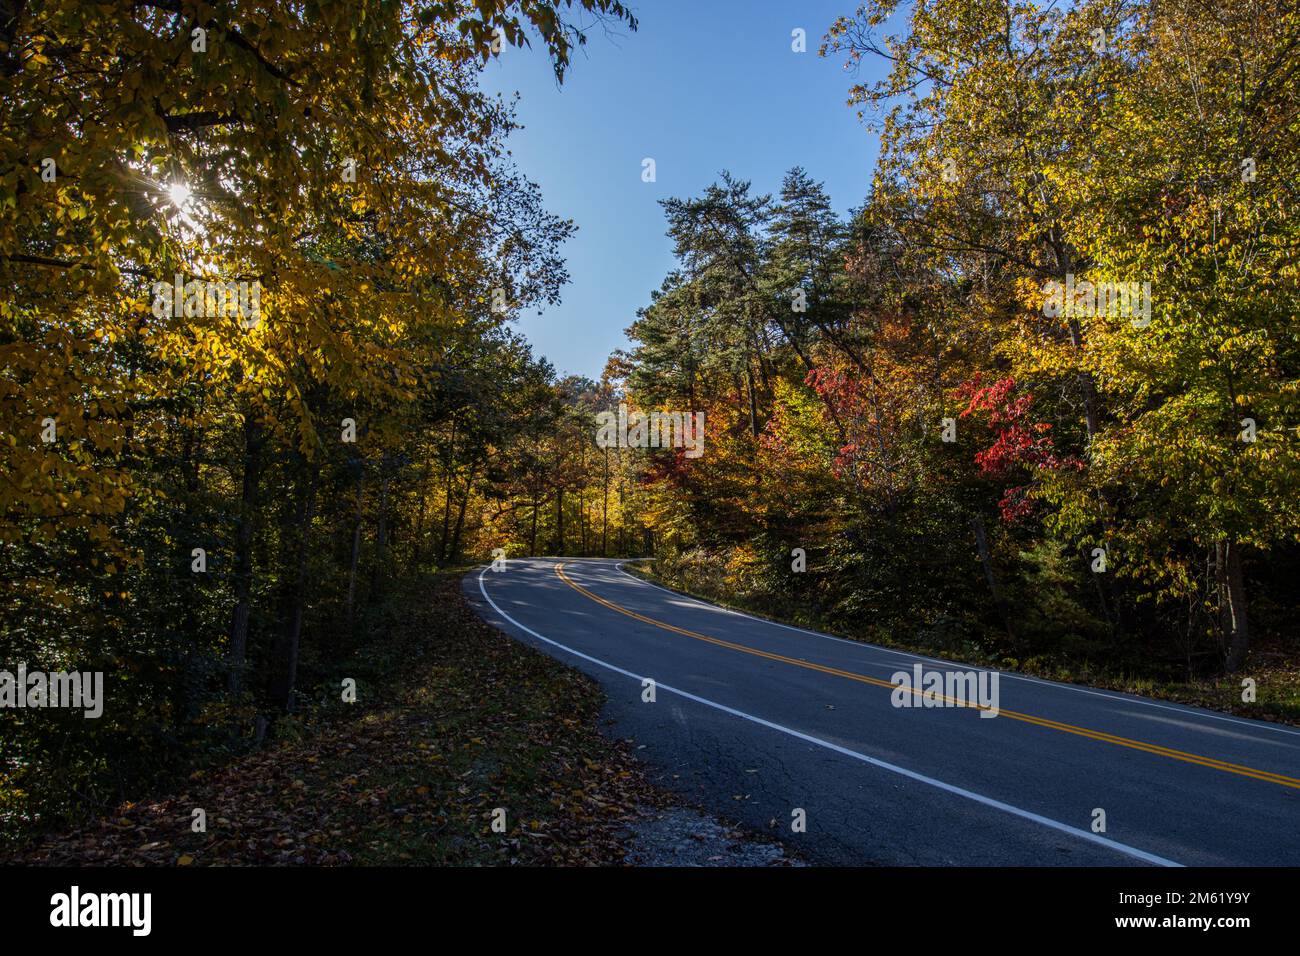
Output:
[614,0,1300,718]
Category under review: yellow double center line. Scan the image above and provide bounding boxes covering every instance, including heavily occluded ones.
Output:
[554,563,1300,791]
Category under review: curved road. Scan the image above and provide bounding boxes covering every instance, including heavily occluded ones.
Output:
[465,557,1300,866]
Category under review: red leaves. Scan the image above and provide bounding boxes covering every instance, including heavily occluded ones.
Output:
[974,423,1052,477]
[955,375,1083,523]
[956,374,1034,428]
[804,367,874,477]
[643,445,694,487]
[805,366,858,411]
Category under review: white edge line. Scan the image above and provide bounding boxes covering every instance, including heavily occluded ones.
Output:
[610,560,1300,741]
[476,563,1183,869]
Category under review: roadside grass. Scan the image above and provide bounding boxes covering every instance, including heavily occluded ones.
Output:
[622,560,1300,727]
[6,572,667,866]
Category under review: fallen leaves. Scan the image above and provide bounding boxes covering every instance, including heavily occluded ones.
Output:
[7,573,672,867]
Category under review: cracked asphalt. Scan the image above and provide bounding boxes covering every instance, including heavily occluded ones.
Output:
[464,558,1300,866]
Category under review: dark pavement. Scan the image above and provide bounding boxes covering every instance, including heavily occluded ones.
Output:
[464,558,1300,866]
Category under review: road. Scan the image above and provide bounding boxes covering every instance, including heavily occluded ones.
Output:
[465,558,1300,866]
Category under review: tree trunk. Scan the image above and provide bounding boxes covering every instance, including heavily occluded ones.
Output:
[179,418,203,720]
[1066,318,1100,441]
[579,439,587,555]
[970,516,1015,642]
[410,458,432,573]
[1223,540,1251,673]
[272,464,319,711]
[448,462,477,564]
[1086,543,1113,632]
[618,476,626,556]
[438,418,457,564]
[529,498,538,556]
[371,464,390,596]
[1051,245,1100,445]
[226,415,264,695]
[345,464,364,629]
[746,363,760,436]
[556,486,565,555]
[601,446,610,556]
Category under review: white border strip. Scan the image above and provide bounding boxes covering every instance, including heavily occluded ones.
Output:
[477,564,1183,868]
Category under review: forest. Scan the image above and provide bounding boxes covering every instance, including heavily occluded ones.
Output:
[617,0,1300,713]
[2,0,1299,852]
[0,0,646,844]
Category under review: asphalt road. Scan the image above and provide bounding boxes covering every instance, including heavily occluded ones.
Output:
[464,557,1300,866]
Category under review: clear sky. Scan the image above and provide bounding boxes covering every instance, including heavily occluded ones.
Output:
[481,0,888,381]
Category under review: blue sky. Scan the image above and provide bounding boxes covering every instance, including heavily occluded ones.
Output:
[481,0,888,380]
